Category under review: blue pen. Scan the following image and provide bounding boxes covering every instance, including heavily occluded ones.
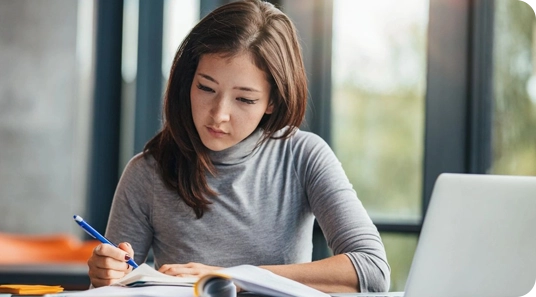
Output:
[73,215,139,269]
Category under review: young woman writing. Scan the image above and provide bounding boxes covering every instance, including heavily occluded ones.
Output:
[87,0,390,293]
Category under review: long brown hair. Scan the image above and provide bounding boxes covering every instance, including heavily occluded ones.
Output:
[144,0,307,218]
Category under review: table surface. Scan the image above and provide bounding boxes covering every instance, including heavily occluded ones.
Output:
[0,264,90,290]
[0,265,390,296]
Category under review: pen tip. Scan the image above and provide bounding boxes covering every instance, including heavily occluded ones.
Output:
[73,215,83,222]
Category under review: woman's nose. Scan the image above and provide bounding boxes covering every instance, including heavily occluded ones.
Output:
[210,96,231,123]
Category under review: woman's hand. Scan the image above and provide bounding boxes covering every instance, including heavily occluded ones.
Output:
[87,242,134,287]
[158,262,221,278]
[159,262,244,292]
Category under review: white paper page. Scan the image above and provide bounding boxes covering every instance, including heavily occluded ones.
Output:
[113,263,197,287]
[45,285,194,297]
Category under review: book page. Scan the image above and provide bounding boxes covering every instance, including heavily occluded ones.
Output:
[195,265,330,297]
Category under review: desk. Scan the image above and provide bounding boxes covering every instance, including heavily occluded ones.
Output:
[0,266,371,296]
[0,264,90,290]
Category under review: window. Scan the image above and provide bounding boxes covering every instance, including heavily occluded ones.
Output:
[331,0,429,291]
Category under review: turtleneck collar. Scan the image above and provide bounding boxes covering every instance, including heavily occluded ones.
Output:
[208,129,264,165]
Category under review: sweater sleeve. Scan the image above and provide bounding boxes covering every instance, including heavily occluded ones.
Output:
[104,153,155,265]
[292,131,391,292]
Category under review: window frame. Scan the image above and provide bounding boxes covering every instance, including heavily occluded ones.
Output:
[87,0,496,248]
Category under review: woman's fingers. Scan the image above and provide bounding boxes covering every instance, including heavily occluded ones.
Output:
[88,265,126,280]
[117,242,134,258]
[88,261,129,287]
[117,242,135,272]
[158,262,221,277]
[88,243,134,287]
[92,244,133,270]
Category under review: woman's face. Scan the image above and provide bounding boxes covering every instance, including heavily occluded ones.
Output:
[190,52,273,151]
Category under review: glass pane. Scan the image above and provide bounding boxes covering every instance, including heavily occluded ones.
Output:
[381,232,418,292]
[162,0,200,79]
[492,1,536,176]
[120,0,140,168]
[331,0,429,223]
[120,0,200,168]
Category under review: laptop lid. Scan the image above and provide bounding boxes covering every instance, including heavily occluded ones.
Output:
[403,173,536,297]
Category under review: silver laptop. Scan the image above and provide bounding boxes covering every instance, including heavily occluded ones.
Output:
[332,173,536,297]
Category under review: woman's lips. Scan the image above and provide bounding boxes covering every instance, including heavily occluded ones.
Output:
[207,126,227,137]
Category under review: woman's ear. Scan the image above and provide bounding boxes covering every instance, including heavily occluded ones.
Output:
[265,102,274,115]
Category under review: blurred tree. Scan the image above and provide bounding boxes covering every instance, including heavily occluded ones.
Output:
[492,0,536,176]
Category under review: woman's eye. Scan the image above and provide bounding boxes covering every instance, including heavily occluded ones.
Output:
[197,84,214,93]
[237,98,255,104]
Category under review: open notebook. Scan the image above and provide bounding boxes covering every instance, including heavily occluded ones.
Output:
[113,263,197,287]
[46,263,329,297]
[115,263,328,296]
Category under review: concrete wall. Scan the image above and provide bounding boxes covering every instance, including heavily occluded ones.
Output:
[0,0,90,236]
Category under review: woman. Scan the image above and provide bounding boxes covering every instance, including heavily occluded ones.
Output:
[87,0,390,293]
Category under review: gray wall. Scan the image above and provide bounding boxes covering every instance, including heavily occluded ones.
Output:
[0,0,90,236]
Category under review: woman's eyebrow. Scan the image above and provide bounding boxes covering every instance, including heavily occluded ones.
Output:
[234,86,261,93]
[198,73,218,84]
[198,73,261,93]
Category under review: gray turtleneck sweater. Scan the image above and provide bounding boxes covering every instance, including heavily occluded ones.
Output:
[105,128,390,292]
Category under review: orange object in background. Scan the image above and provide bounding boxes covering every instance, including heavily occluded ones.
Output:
[0,233,99,264]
